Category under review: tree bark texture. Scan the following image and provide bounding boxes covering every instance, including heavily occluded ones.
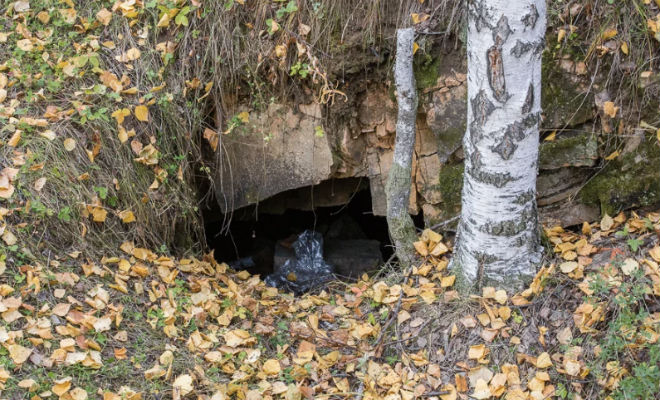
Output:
[386,28,418,267]
[452,0,546,290]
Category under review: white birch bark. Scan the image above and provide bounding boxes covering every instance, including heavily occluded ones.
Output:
[452,0,546,290]
[386,28,418,267]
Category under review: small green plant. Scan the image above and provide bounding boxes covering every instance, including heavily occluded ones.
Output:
[289,62,311,78]
[555,382,568,399]
[612,346,660,400]
[385,355,399,366]
[224,112,248,135]
[175,6,191,26]
[614,226,644,251]
[265,18,280,35]
[586,266,657,399]
[614,226,629,238]
[626,237,643,252]
[275,1,298,19]
[23,200,45,216]
[93,186,108,200]
[280,366,295,383]
[511,310,523,324]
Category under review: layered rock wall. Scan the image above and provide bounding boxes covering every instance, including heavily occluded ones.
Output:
[215,52,658,226]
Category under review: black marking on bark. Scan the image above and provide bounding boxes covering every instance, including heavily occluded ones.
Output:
[510,39,545,58]
[471,90,496,124]
[492,15,512,46]
[486,15,511,103]
[514,189,535,205]
[482,218,527,236]
[469,90,495,145]
[467,163,514,188]
[487,46,507,103]
[468,146,514,187]
[522,84,534,114]
[469,0,493,32]
[473,252,500,265]
[523,111,541,128]
[521,4,539,29]
[481,205,535,236]
[504,121,526,142]
[510,40,529,57]
[491,133,517,160]
[469,93,492,144]
[469,123,484,146]
[470,148,483,169]
[490,112,538,160]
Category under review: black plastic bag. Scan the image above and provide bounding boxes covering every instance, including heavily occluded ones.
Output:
[265,230,334,294]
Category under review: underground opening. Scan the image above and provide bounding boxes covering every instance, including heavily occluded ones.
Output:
[204,177,418,289]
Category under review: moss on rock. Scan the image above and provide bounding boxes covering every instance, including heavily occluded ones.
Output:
[436,124,466,162]
[539,132,598,169]
[542,52,593,128]
[579,139,660,215]
[413,54,441,91]
[436,163,464,219]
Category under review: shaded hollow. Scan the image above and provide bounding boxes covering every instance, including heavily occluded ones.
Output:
[204,178,411,280]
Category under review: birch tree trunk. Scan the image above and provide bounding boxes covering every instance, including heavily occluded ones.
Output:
[452,0,546,290]
[386,28,418,267]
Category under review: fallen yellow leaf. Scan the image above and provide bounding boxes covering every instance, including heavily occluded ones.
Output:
[7,131,21,147]
[237,111,249,123]
[263,359,281,375]
[621,258,638,275]
[203,128,219,151]
[92,207,107,223]
[173,374,193,397]
[1,229,17,246]
[119,210,136,223]
[8,344,32,365]
[620,41,629,55]
[157,13,171,28]
[468,344,487,360]
[557,28,566,42]
[649,246,660,262]
[536,352,553,368]
[494,289,508,305]
[441,275,456,288]
[52,377,72,396]
[116,47,141,62]
[413,240,428,256]
[601,28,618,40]
[70,387,88,400]
[603,101,618,118]
[600,214,614,230]
[17,38,33,51]
[560,261,578,274]
[134,105,149,122]
[604,150,619,160]
[96,8,113,25]
[64,138,77,151]
[411,13,430,24]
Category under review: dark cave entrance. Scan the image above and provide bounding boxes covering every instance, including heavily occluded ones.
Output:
[204,177,420,279]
